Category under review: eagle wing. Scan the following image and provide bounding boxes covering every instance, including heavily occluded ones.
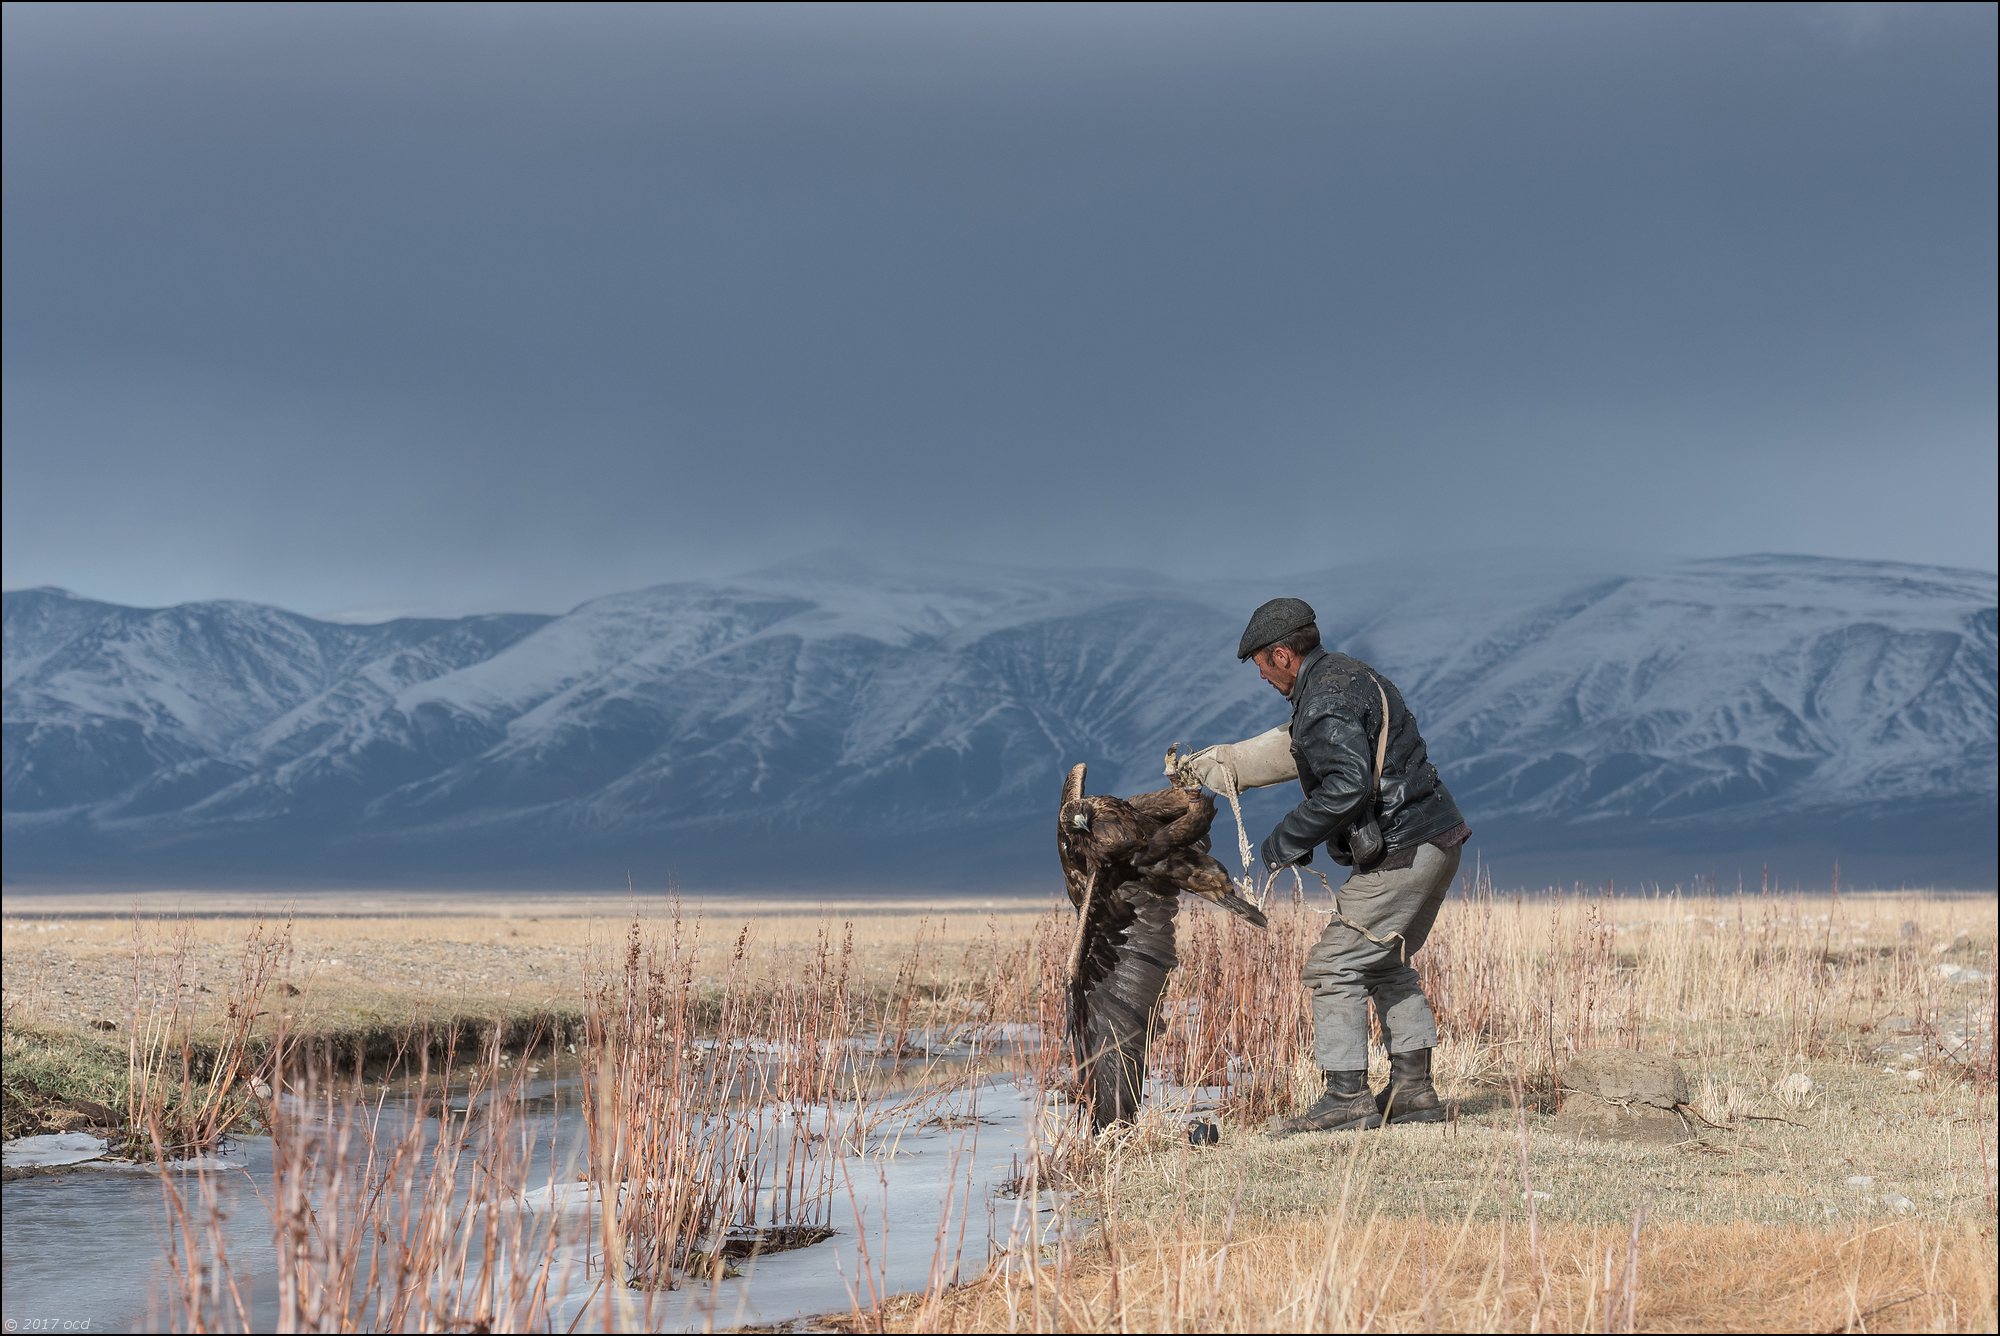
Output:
[1080,795,1153,863]
[1123,786,1187,822]
[1129,787,1218,859]
[1069,876,1181,1131]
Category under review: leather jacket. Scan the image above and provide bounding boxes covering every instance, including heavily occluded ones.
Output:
[1262,647,1466,870]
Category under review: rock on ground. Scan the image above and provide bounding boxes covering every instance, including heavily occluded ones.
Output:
[1560,1048,1689,1107]
[1554,1048,1692,1144]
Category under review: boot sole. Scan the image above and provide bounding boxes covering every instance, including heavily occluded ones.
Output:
[1264,1110,1384,1137]
[1383,1106,1449,1125]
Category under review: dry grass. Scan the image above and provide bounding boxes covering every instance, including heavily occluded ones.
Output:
[0,889,1041,1137]
[3,880,1994,1332]
[105,895,1055,1328]
[154,1032,583,1332]
[0,890,1041,1036]
[124,913,292,1156]
[883,1215,1996,1333]
[880,881,2000,1334]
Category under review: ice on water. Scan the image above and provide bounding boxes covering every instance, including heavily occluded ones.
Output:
[2,1132,110,1169]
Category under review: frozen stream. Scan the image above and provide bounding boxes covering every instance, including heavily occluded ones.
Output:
[1,1072,1064,1332]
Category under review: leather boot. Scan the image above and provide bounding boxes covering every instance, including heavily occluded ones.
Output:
[1265,1070,1382,1137]
[1376,1047,1448,1124]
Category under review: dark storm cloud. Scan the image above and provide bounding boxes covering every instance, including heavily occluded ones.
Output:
[4,2,1994,616]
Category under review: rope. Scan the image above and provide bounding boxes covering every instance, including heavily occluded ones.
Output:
[1208,757,1264,907]
[1206,758,1408,957]
[1297,865,1411,959]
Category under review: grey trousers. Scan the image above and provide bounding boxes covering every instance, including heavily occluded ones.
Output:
[1301,842,1461,1072]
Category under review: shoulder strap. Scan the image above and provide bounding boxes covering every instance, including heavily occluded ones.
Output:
[1369,676,1390,797]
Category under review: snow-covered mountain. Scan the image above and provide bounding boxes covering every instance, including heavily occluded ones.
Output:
[4,552,1994,889]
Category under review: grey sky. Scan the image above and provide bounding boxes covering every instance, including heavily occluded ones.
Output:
[4,2,1994,619]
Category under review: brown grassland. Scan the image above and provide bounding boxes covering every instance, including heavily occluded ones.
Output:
[1,878,1994,1332]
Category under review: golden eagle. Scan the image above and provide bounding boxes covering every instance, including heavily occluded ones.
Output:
[1058,762,1267,1130]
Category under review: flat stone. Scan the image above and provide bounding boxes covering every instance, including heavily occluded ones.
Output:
[1775,1072,1817,1105]
[1560,1048,1689,1109]
[1552,1092,1690,1144]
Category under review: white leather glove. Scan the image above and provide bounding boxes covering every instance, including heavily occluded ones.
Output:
[1165,726,1298,794]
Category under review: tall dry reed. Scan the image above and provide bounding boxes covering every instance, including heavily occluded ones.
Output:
[130,879,1994,1334]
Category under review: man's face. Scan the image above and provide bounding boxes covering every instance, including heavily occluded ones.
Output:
[1253,645,1300,696]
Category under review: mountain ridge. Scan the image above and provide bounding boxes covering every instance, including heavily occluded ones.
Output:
[5,552,1994,890]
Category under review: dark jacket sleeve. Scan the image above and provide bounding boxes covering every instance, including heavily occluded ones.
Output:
[1261,702,1373,868]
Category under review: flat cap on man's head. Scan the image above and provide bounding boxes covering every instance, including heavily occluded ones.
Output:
[1238,597,1317,660]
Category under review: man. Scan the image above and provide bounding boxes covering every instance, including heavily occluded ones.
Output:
[1200,596,1471,1135]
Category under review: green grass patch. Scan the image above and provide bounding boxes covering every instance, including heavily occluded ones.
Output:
[2,1020,130,1140]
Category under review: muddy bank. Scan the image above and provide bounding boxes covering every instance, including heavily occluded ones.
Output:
[2,1006,591,1147]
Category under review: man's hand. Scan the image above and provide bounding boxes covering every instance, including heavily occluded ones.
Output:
[1167,726,1299,794]
[1259,827,1312,873]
